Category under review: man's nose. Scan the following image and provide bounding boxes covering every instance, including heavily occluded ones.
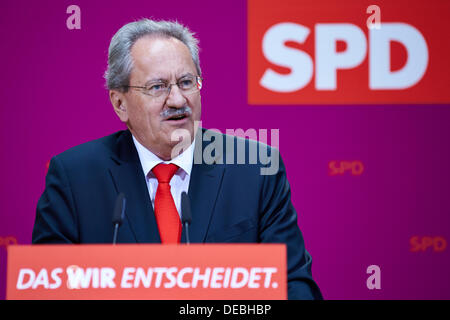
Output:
[165,84,187,108]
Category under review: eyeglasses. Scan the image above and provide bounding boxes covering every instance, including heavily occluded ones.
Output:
[124,75,203,98]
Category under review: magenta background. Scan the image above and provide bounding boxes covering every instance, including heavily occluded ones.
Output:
[1,0,449,300]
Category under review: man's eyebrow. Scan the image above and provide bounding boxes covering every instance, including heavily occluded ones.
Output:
[143,78,166,86]
[179,72,194,79]
[143,73,194,86]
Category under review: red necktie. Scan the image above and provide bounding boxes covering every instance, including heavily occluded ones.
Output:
[152,163,182,244]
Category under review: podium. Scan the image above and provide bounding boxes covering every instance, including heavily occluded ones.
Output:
[7,244,287,300]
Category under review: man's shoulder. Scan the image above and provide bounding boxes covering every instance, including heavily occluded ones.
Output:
[201,128,277,154]
[53,130,128,165]
[199,128,281,176]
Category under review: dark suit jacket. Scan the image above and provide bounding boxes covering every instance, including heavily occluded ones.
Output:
[32,129,322,300]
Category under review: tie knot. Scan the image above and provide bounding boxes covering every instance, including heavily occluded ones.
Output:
[152,163,179,183]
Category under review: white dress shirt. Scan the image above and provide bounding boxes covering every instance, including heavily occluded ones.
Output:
[132,135,195,218]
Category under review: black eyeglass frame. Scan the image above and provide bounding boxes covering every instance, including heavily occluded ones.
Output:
[122,75,203,97]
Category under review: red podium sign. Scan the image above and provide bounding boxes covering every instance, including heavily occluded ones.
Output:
[7,244,286,300]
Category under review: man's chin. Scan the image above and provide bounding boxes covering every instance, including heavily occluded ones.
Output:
[166,123,194,143]
[164,126,192,157]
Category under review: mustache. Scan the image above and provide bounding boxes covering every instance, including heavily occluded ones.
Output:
[160,106,192,120]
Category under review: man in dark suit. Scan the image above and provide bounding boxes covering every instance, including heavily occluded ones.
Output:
[32,19,322,300]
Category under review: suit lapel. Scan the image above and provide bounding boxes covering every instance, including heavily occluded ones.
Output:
[108,129,225,244]
[183,130,225,243]
[108,130,161,243]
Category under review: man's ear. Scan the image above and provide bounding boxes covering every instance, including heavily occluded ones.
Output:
[109,90,129,122]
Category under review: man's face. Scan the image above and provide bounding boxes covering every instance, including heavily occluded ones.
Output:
[113,36,201,160]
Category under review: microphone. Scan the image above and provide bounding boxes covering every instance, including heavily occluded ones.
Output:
[181,191,192,244]
[112,192,126,245]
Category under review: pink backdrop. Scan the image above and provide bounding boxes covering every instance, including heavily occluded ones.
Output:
[0,0,449,299]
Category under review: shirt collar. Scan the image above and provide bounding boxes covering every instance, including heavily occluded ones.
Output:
[132,135,195,177]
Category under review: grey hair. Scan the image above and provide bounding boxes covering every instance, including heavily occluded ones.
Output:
[104,18,201,92]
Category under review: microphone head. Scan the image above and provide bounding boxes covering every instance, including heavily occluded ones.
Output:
[181,191,192,225]
[112,192,126,226]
